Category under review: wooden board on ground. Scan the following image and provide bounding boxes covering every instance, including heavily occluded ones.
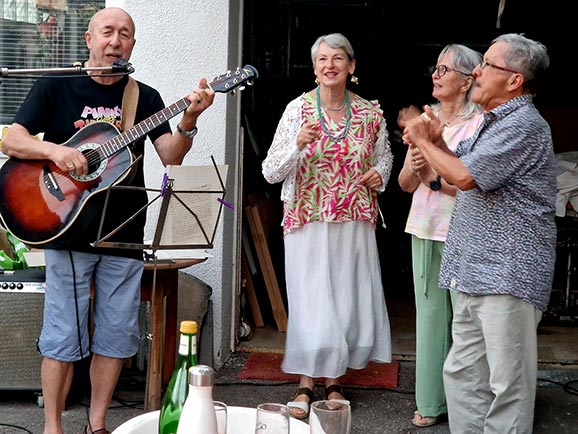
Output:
[242,251,264,327]
[245,202,287,331]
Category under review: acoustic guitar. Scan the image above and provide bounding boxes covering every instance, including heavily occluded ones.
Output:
[0,65,258,247]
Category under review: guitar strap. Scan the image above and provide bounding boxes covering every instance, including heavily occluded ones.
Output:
[120,77,139,132]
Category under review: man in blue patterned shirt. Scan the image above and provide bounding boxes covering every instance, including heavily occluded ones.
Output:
[402,34,556,434]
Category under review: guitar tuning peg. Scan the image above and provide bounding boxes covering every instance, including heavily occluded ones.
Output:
[239,85,246,91]
[231,89,237,95]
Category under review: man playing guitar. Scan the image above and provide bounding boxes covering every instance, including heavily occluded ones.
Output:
[1,7,215,434]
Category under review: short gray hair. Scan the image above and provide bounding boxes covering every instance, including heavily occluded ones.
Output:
[492,33,549,93]
[435,44,483,119]
[311,33,354,66]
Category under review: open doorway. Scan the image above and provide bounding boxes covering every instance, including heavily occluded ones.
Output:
[238,0,578,361]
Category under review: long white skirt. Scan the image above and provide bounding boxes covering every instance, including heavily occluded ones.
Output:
[281,220,392,378]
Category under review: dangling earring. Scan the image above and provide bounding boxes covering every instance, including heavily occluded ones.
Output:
[350,75,359,84]
[315,77,320,85]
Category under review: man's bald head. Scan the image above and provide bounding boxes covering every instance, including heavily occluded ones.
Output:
[87,7,135,37]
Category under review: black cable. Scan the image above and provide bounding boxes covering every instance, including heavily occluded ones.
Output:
[538,377,578,396]
[74,395,144,410]
[563,379,578,396]
[67,250,93,433]
[109,395,144,410]
[0,255,87,434]
[0,423,35,434]
[2,72,133,80]
[214,380,415,395]
[69,251,85,363]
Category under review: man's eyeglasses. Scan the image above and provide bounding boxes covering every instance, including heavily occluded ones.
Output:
[479,60,520,75]
[429,65,471,78]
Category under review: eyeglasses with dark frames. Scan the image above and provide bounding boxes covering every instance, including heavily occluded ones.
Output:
[479,60,520,75]
[429,64,471,78]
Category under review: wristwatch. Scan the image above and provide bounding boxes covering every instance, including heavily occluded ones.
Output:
[429,174,442,191]
[176,124,198,139]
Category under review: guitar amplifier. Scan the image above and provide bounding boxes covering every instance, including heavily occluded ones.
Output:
[0,269,46,390]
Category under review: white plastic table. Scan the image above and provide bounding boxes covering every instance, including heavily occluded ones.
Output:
[112,406,309,434]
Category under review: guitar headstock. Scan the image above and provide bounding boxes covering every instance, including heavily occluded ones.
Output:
[210,65,258,94]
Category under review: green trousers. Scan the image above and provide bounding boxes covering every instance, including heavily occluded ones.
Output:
[411,235,455,417]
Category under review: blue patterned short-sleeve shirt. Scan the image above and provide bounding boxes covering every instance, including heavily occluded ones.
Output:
[439,95,557,310]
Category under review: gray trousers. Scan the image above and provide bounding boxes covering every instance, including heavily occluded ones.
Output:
[443,293,542,434]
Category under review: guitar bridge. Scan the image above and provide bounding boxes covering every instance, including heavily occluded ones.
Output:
[43,164,65,201]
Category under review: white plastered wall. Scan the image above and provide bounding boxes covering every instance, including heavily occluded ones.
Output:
[107,0,242,367]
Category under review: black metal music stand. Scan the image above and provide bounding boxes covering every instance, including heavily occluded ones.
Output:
[92,155,227,250]
[91,156,228,410]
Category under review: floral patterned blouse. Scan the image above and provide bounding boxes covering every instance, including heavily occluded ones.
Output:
[262,91,393,235]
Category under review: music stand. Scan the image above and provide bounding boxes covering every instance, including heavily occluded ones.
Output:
[92,155,228,251]
[91,156,228,410]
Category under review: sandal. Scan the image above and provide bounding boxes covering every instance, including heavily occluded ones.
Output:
[84,427,110,434]
[324,384,350,405]
[411,411,438,428]
[287,386,314,419]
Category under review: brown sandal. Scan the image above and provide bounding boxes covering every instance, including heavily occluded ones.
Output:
[85,428,110,434]
[324,384,350,405]
[287,386,314,419]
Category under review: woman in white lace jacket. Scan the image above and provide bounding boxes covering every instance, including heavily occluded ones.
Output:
[262,32,393,419]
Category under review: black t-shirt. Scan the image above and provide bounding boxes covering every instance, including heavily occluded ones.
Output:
[13,74,171,259]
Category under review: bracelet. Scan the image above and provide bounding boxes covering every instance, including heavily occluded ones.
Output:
[176,124,198,139]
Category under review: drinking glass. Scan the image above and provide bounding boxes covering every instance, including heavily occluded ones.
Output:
[255,402,290,434]
[309,400,351,434]
[214,401,228,434]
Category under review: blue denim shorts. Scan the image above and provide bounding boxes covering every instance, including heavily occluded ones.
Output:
[38,250,144,361]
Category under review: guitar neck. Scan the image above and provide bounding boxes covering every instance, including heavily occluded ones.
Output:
[99,64,258,159]
[102,97,191,158]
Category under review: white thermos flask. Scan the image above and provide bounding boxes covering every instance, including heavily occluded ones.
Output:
[175,364,218,434]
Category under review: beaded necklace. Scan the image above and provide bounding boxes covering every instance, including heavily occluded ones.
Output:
[316,86,351,142]
[321,95,347,111]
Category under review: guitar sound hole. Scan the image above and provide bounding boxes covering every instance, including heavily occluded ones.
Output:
[82,150,102,175]
[68,147,107,183]
[87,159,101,175]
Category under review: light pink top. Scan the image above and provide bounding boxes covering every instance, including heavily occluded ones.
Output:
[404,113,483,241]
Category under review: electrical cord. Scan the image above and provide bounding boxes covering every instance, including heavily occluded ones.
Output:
[67,250,94,433]
[109,396,144,410]
[214,380,415,395]
[0,254,84,434]
[0,423,34,434]
[537,377,578,396]
[0,253,86,434]
[2,72,133,80]
[0,250,94,434]
[69,250,85,365]
[75,395,144,410]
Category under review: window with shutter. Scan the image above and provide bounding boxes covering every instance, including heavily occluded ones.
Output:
[0,0,104,125]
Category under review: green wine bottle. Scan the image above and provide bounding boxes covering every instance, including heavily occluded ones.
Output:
[158,320,199,434]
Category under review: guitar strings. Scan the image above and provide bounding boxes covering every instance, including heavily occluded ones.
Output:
[62,66,257,174]
[74,97,194,170]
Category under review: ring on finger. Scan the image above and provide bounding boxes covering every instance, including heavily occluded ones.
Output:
[66,162,74,169]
